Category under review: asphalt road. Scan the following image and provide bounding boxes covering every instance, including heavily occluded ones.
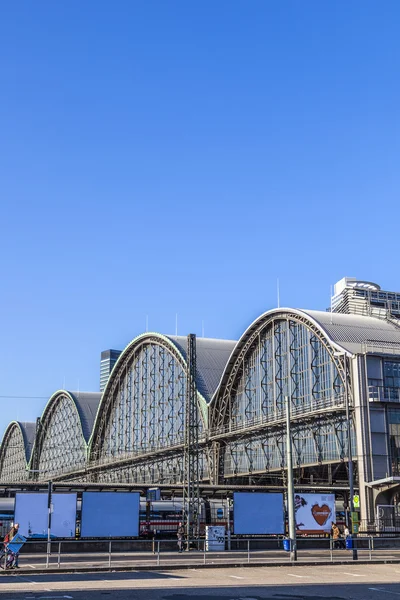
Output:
[1,564,400,599]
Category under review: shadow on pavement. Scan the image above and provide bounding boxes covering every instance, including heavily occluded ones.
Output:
[0,580,400,599]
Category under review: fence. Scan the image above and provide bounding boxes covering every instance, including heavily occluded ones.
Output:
[3,535,400,571]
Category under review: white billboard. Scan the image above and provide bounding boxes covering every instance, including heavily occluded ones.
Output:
[294,493,335,533]
[15,493,48,538]
[233,492,284,535]
[14,493,77,538]
[80,492,140,537]
[50,493,77,538]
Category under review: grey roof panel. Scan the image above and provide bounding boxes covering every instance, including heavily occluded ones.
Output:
[17,421,36,463]
[301,309,400,354]
[68,392,102,442]
[167,336,237,402]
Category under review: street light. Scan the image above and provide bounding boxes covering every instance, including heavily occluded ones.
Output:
[333,351,358,560]
[285,395,297,561]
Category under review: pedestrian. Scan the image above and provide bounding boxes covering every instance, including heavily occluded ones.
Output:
[2,523,20,569]
[177,522,184,553]
[344,525,350,539]
[331,523,344,550]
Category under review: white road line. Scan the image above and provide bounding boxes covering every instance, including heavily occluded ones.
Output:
[230,575,244,579]
[369,589,400,596]
[287,574,311,578]
[343,572,365,577]
[28,564,37,569]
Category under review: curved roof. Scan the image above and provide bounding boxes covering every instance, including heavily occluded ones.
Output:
[40,390,102,445]
[18,421,36,462]
[302,309,400,354]
[0,421,36,464]
[67,392,102,442]
[167,336,237,402]
[209,307,400,403]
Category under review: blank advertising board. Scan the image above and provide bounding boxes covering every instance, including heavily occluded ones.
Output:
[80,492,140,538]
[15,493,48,538]
[51,493,77,538]
[233,492,284,535]
[14,493,77,538]
[294,493,335,534]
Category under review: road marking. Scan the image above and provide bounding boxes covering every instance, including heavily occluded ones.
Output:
[37,597,73,599]
[28,564,37,569]
[369,589,400,596]
[343,572,365,577]
[287,574,311,578]
[230,575,244,579]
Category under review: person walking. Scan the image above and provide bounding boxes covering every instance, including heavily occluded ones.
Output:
[177,522,184,553]
[2,523,20,568]
[331,523,344,550]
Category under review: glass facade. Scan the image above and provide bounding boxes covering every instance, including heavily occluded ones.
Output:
[388,408,400,476]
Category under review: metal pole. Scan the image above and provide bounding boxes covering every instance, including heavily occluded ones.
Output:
[157,541,160,566]
[247,539,250,563]
[58,541,61,568]
[108,541,112,568]
[286,396,297,561]
[46,479,53,568]
[344,356,358,561]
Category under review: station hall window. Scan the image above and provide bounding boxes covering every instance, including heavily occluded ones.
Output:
[384,362,400,389]
[388,409,400,476]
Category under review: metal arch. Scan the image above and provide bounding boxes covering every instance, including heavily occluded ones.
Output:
[210,310,350,432]
[0,422,29,482]
[29,391,87,480]
[89,334,207,462]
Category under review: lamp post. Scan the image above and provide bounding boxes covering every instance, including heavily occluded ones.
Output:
[334,351,358,560]
[285,395,297,561]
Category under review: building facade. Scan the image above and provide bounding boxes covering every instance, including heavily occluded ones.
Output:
[2,278,400,527]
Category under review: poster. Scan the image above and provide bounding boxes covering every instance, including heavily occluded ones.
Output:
[15,493,48,538]
[294,493,335,534]
[81,492,140,537]
[233,492,284,535]
[14,493,77,538]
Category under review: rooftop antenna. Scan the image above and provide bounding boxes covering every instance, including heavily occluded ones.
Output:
[202,320,205,338]
[277,278,280,308]
[175,313,178,336]
[146,315,149,332]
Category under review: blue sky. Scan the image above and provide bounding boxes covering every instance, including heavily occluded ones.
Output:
[1,1,399,435]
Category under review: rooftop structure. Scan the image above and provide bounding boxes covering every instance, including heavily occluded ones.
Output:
[331,277,400,319]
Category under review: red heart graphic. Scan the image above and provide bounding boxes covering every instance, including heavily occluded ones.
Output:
[311,503,331,526]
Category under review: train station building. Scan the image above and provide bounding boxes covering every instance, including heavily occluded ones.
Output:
[2,277,400,529]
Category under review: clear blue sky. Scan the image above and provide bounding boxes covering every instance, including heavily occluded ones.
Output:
[1,1,399,436]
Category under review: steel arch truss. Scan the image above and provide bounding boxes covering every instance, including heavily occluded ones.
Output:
[222,414,354,479]
[209,311,354,485]
[89,336,205,478]
[211,311,350,433]
[0,423,29,482]
[34,393,87,479]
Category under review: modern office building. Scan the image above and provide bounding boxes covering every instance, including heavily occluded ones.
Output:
[100,349,121,393]
[2,277,400,529]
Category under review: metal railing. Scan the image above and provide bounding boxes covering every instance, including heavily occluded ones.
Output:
[369,386,400,403]
[2,535,400,571]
